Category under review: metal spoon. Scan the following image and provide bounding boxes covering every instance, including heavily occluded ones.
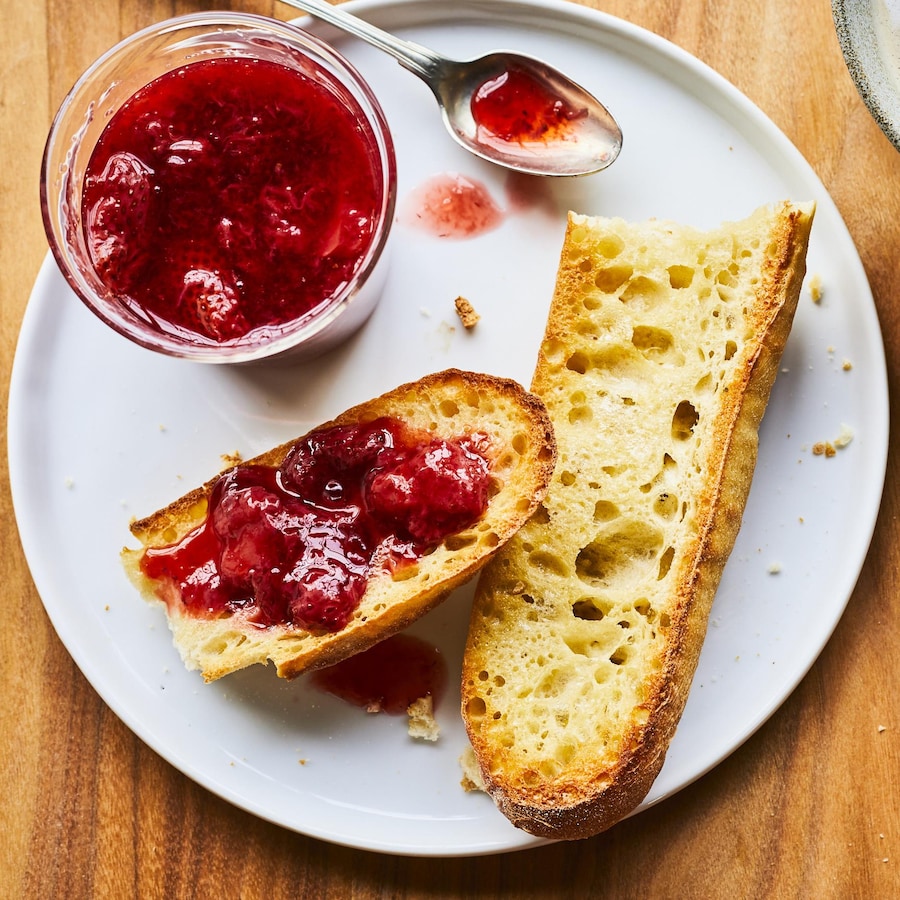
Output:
[278,0,622,176]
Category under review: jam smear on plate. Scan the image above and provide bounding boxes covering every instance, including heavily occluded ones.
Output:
[141,417,493,632]
[311,633,447,714]
[82,57,383,343]
[471,65,587,144]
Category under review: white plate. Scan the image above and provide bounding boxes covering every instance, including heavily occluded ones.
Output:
[9,0,888,856]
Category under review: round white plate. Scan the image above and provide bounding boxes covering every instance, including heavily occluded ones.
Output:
[9,0,888,856]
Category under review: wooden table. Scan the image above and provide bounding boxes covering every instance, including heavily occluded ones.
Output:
[3,0,898,895]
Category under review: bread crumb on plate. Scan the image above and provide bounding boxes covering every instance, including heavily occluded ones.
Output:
[458,746,486,792]
[454,296,480,329]
[407,695,440,742]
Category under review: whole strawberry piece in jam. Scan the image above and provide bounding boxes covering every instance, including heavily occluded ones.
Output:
[84,151,156,290]
[366,439,491,545]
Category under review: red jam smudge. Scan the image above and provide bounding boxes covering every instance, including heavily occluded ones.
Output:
[311,634,447,714]
[402,173,504,239]
[141,417,492,632]
[83,57,384,344]
[471,66,587,144]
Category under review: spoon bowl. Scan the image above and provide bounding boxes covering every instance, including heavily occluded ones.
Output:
[279,0,622,176]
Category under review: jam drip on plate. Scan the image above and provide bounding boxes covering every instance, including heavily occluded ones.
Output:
[141,417,492,632]
[311,633,447,714]
[83,57,383,343]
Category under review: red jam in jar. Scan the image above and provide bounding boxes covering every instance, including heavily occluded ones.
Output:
[141,417,493,632]
[82,56,385,344]
[471,66,587,144]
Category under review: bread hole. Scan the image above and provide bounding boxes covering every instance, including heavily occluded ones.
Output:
[594,264,633,293]
[542,337,566,364]
[610,646,628,665]
[484,532,500,548]
[621,396,635,407]
[602,464,626,476]
[532,505,551,525]
[634,598,654,621]
[620,275,666,311]
[528,550,568,577]
[597,234,625,258]
[639,482,652,494]
[494,675,505,687]
[439,399,459,417]
[572,597,609,620]
[465,697,487,719]
[632,325,679,364]
[560,470,577,486]
[569,404,593,425]
[578,258,593,273]
[539,444,555,464]
[582,293,602,311]
[663,452,677,470]
[478,670,490,681]
[566,351,590,374]
[717,268,737,287]
[657,546,675,580]
[717,285,733,302]
[575,521,665,588]
[593,500,619,522]
[492,711,502,720]
[511,432,528,454]
[672,400,699,440]
[444,533,477,551]
[695,373,713,393]
[668,265,694,289]
[653,492,679,519]
[391,563,420,582]
[724,340,737,360]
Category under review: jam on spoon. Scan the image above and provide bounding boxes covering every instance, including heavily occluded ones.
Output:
[278,0,622,176]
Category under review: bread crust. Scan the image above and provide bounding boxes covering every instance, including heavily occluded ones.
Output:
[461,203,815,839]
[123,368,556,681]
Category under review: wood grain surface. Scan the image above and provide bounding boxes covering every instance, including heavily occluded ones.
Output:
[3,0,899,896]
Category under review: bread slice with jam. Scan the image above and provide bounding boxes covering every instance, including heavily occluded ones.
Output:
[461,202,815,839]
[123,368,556,682]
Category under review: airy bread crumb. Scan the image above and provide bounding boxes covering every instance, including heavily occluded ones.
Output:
[454,296,481,329]
[407,696,440,742]
[458,746,486,792]
[809,273,823,303]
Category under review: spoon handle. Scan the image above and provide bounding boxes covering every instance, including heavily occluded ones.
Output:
[277,0,444,81]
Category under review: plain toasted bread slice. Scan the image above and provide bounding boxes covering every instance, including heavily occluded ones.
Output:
[123,369,556,682]
[461,202,815,839]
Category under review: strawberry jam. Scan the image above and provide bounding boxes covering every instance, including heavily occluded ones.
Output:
[311,634,447,714]
[141,418,492,632]
[471,66,587,143]
[82,57,384,344]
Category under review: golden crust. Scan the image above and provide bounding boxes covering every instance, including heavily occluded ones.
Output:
[123,368,556,682]
[461,202,815,840]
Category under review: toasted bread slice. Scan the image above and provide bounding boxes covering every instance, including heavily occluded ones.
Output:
[461,202,815,839]
[123,369,556,682]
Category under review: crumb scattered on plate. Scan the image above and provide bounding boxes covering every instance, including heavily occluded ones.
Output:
[459,746,486,792]
[407,696,440,742]
[221,451,243,468]
[454,296,480,329]
[812,423,854,457]
[808,273,823,303]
